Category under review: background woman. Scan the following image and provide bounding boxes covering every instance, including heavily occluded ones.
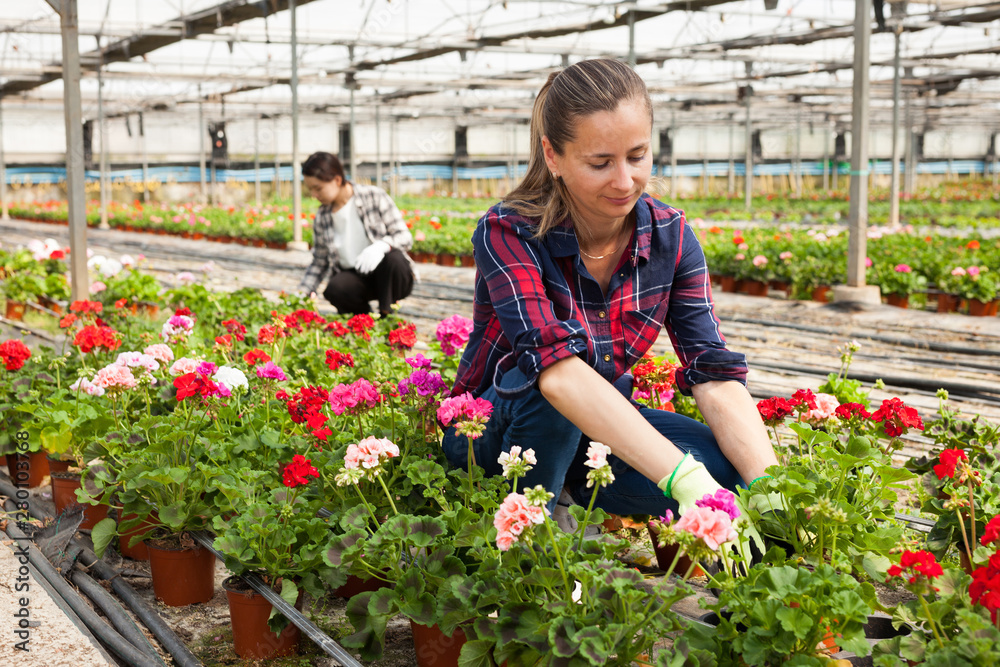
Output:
[442,60,779,534]
[298,151,414,316]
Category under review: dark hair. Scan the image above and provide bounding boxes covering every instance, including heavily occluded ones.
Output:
[302,151,348,184]
[503,59,653,238]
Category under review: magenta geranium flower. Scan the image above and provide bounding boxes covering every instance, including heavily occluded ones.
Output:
[695,489,741,521]
[437,392,494,440]
[255,361,287,381]
[435,315,474,356]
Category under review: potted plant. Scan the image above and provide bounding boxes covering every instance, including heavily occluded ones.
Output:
[212,459,333,659]
[938,265,999,317]
[871,262,928,309]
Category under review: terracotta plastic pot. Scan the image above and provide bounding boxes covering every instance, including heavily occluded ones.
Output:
[968,298,999,317]
[50,472,109,530]
[5,300,27,321]
[333,574,388,599]
[45,456,72,474]
[886,293,909,309]
[223,576,301,659]
[720,275,737,293]
[647,523,705,577]
[743,280,769,297]
[117,511,160,561]
[936,293,960,313]
[6,451,50,488]
[811,285,831,303]
[436,253,457,267]
[411,621,467,667]
[147,542,217,606]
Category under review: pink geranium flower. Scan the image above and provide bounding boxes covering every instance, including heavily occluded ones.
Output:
[255,361,287,381]
[804,392,840,422]
[328,378,380,416]
[493,492,546,551]
[70,377,105,397]
[169,357,201,376]
[437,392,493,440]
[92,363,138,392]
[143,343,174,364]
[675,506,737,551]
[343,436,400,476]
[435,315,474,356]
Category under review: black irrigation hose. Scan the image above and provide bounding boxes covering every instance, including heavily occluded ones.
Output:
[70,569,167,666]
[0,499,162,667]
[727,315,1000,357]
[188,531,364,667]
[0,476,203,667]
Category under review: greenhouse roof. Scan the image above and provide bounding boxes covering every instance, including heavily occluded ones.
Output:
[1,0,999,131]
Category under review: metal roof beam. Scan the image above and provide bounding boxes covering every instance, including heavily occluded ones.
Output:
[1,0,319,96]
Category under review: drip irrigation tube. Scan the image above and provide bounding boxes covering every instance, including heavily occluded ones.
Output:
[70,569,168,665]
[0,477,203,667]
[188,531,364,667]
[0,500,163,667]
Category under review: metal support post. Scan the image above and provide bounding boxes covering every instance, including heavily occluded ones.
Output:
[349,84,358,181]
[889,27,902,226]
[289,0,306,249]
[847,0,872,289]
[701,130,708,196]
[0,97,8,220]
[794,109,802,198]
[627,10,636,68]
[58,0,90,301]
[254,111,261,206]
[97,52,109,229]
[727,118,735,195]
[140,112,149,203]
[375,102,382,186]
[669,113,677,198]
[822,123,830,193]
[274,116,281,200]
[198,90,206,204]
[744,63,753,212]
[903,90,914,194]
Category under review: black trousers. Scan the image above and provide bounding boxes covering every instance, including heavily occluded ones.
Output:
[322,248,414,315]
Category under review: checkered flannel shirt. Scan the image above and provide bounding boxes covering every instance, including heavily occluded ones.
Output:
[298,184,413,295]
[451,193,747,400]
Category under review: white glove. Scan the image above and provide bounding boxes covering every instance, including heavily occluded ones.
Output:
[354,240,390,274]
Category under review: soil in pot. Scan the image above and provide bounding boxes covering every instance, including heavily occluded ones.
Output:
[223,575,301,659]
[147,536,217,606]
[410,621,467,667]
[6,451,50,488]
[50,471,109,530]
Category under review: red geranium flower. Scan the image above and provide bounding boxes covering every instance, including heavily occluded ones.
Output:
[325,321,349,337]
[887,549,943,586]
[243,348,271,366]
[59,313,78,329]
[284,385,330,424]
[70,300,103,314]
[388,323,417,350]
[347,314,375,340]
[981,515,1000,547]
[73,325,122,354]
[790,389,818,411]
[933,448,967,480]
[325,349,355,372]
[282,454,320,488]
[115,298,128,310]
[222,319,246,342]
[0,339,32,371]
[969,552,1000,623]
[871,397,923,437]
[174,307,193,317]
[173,372,221,401]
[835,402,871,421]
[756,396,798,427]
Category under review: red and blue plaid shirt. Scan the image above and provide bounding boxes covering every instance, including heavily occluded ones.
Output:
[452,193,747,400]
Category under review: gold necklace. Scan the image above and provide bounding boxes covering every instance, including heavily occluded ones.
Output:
[579,226,630,261]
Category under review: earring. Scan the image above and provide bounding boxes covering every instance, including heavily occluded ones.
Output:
[551,172,558,179]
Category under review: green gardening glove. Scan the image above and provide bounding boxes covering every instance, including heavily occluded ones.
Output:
[657,453,724,517]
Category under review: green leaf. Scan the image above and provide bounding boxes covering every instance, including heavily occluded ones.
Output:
[90,518,117,559]
[774,606,813,640]
[457,639,496,667]
[548,616,579,658]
